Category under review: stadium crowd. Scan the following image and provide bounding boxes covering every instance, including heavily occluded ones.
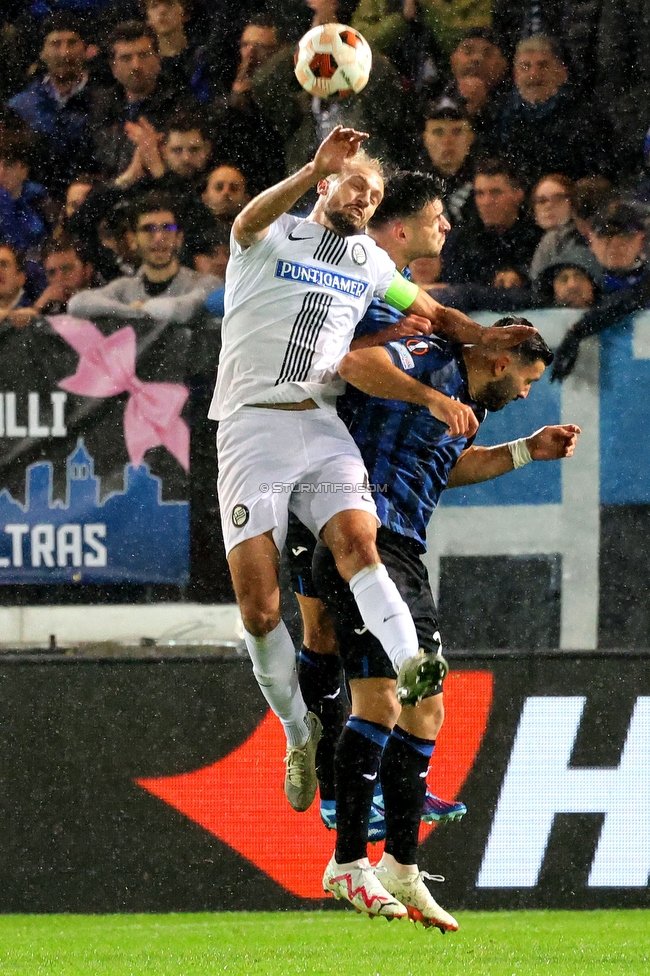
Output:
[1,0,649,377]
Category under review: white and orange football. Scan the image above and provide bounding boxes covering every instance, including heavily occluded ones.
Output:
[294,23,372,98]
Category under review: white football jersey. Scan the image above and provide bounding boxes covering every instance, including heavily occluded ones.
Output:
[209,214,396,420]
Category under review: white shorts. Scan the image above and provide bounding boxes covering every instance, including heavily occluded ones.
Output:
[217,406,378,556]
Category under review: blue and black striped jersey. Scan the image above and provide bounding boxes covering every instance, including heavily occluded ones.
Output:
[343,334,486,551]
[337,272,408,428]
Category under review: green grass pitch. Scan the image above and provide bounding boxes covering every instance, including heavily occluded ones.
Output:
[0,910,647,975]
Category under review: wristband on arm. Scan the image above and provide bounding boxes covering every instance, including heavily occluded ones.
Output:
[508,437,532,469]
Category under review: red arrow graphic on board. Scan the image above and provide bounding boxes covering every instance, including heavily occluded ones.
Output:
[136,670,493,898]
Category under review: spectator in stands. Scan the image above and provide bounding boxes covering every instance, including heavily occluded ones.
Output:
[114,107,212,188]
[192,224,230,282]
[72,108,216,266]
[493,266,529,289]
[492,1,603,93]
[201,162,250,228]
[143,0,211,102]
[530,174,615,282]
[445,28,511,152]
[7,13,97,199]
[552,212,650,381]
[449,27,510,95]
[418,96,477,226]
[63,173,99,218]
[588,203,648,294]
[33,235,95,315]
[68,191,219,325]
[208,16,286,190]
[536,257,600,309]
[494,34,614,184]
[441,157,542,285]
[0,130,51,252]
[0,244,34,325]
[91,20,187,177]
[531,174,574,235]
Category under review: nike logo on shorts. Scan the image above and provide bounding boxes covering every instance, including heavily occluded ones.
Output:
[324,688,341,700]
[362,772,378,781]
[382,613,400,623]
[291,545,308,556]
[354,625,368,635]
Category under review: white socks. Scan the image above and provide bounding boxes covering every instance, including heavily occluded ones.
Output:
[349,563,419,673]
[244,620,310,746]
[377,852,418,878]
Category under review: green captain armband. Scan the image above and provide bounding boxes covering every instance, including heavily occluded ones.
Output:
[384,271,419,312]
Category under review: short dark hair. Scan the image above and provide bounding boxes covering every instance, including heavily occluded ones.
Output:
[107,20,159,58]
[492,315,554,366]
[195,223,231,252]
[423,96,471,123]
[0,242,26,273]
[369,171,444,228]
[131,191,178,227]
[141,0,191,11]
[245,13,279,32]
[201,160,248,193]
[571,176,614,221]
[474,157,526,191]
[41,233,87,264]
[40,12,87,46]
[0,130,33,167]
[591,201,645,238]
[161,106,211,142]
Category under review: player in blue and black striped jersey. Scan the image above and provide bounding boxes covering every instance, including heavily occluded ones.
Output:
[287,172,581,929]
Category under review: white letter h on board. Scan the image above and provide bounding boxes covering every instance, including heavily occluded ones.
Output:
[478,696,650,888]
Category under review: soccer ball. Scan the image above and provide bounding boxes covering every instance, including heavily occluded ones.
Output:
[294,23,372,98]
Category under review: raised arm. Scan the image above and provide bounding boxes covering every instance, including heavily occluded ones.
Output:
[447,425,581,487]
[232,125,369,248]
[339,345,479,438]
[67,281,147,321]
[384,274,537,350]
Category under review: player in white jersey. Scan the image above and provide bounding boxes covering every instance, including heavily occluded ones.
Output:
[209,126,534,831]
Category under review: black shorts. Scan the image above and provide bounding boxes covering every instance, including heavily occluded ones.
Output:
[286,512,319,598]
[311,525,443,689]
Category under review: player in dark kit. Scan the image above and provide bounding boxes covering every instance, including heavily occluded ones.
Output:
[312,318,580,929]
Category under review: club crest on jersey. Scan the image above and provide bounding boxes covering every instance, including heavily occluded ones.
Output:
[274,260,368,297]
[351,243,367,265]
[405,338,430,355]
[232,504,249,528]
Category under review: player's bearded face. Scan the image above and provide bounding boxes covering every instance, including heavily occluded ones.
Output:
[323,169,384,236]
[476,374,520,411]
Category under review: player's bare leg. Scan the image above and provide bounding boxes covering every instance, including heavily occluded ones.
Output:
[228,533,321,811]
